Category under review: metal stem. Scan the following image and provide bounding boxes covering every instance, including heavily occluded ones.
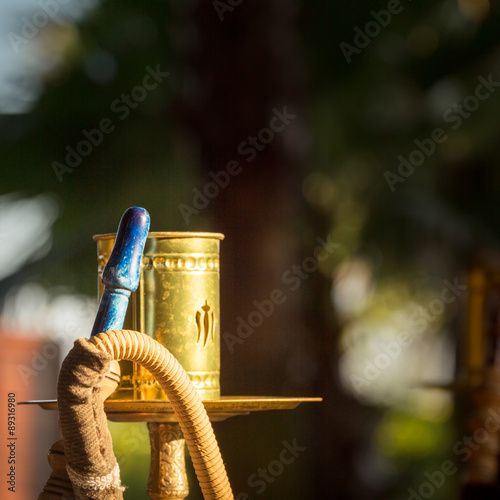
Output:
[147,422,189,500]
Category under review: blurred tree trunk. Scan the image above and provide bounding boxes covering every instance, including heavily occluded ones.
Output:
[174,0,305,397]
[172,1,371,498]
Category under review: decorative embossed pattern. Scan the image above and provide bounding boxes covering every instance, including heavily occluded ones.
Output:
[146,254,220,272]
[147,423,189,499]
[195,300,215,347]
[99,253,220,273]
[189,371,219,391]
[137,371,219,392]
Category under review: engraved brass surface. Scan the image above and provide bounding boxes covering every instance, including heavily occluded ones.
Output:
[94,232,224,401]
[147,423,189,500]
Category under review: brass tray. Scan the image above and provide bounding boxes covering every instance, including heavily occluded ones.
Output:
[20,396,322,422]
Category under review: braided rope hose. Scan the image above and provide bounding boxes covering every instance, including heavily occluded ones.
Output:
[58,329,233,500]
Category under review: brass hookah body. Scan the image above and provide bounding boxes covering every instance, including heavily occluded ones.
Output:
[37,207,320,499]
[94,231,224,402]
[40,207,229,500]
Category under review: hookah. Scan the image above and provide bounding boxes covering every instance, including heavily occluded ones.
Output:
[22,207,321,499]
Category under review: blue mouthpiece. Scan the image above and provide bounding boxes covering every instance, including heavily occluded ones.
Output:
[102,207,150,292]
[90,206,150,337]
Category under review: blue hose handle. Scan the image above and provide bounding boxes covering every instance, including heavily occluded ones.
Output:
[90,207,150,337]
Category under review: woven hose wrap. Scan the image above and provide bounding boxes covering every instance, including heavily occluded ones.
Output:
[90,329,234,500]
[57,338,124,500]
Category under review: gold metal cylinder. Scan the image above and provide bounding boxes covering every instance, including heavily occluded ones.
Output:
[94,232,223,400]
[467,268,487,386]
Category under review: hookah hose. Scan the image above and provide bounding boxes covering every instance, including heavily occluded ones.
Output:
[57,329,234,500]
